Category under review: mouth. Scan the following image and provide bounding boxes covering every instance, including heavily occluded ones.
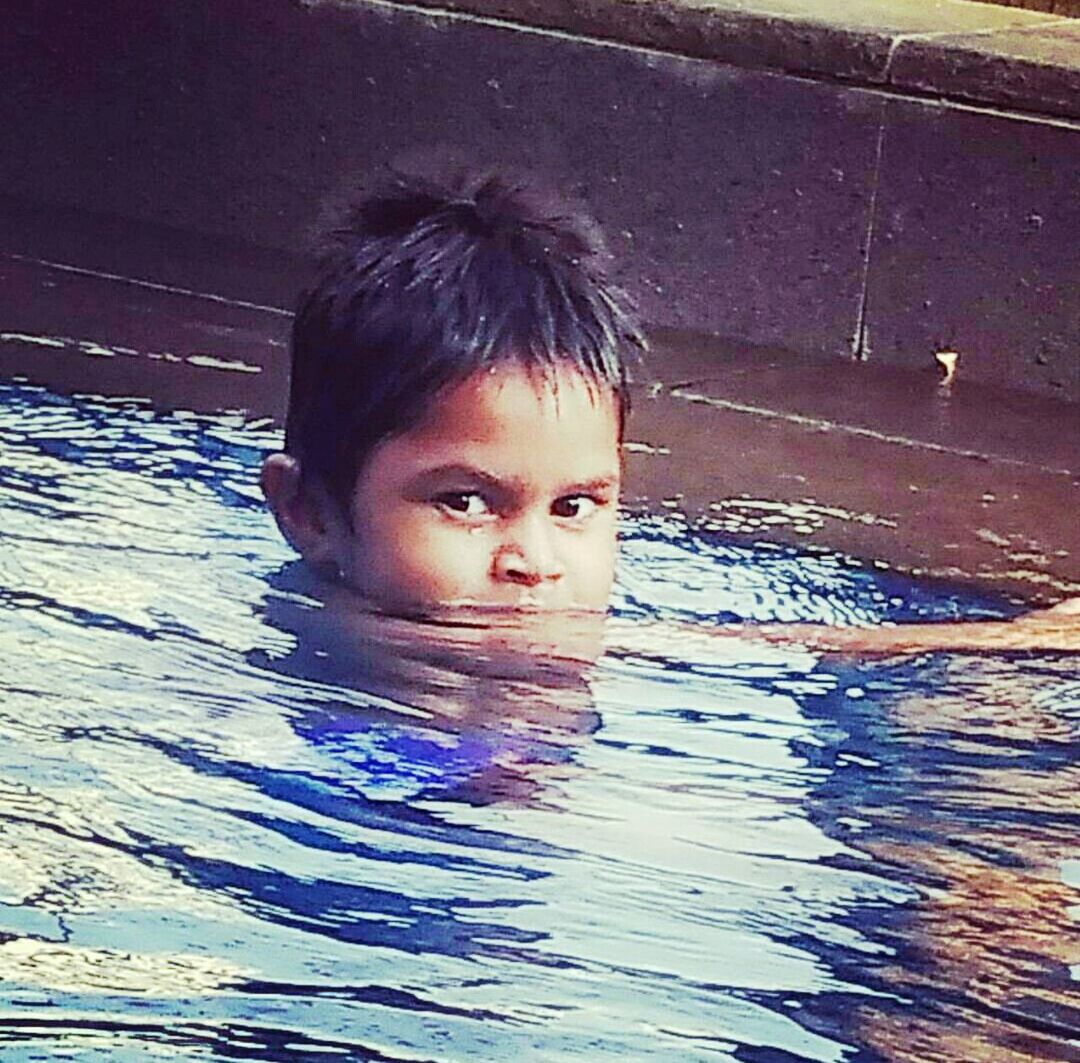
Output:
[512,591,548,610]
[443,595,559,614]
[437,586,567,612]
[420,595,606,622]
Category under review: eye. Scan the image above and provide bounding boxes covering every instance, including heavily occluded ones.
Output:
[551,495,600,521]
[435,491,492,519]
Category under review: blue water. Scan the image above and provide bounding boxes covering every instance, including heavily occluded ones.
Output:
[0,382,1077,1062]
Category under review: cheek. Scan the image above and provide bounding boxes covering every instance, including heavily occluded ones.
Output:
[351,513,493,597]
[566,521,619,601]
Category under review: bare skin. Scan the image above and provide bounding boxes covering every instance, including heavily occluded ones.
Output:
[263,365,619,614]
[263,365,1080,657]
[746,595,1080,655]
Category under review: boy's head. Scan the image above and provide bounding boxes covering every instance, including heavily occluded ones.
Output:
[262,171,645,612]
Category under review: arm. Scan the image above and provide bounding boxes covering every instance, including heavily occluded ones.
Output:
[742,597,1080,655]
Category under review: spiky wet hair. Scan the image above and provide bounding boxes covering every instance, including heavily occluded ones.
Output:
[286,171,646,508]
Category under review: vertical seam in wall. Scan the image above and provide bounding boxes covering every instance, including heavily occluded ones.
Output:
[850,37,907,360]
[850,103,888,360]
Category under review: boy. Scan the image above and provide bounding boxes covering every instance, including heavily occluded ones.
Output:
[262,171,1080,655]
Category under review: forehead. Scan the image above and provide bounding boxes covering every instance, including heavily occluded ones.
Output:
[374,365,621,480]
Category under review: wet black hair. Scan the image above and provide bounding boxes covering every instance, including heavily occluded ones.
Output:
[286,170,646,509]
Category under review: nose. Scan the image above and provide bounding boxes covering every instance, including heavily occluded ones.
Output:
[491,516,565,588]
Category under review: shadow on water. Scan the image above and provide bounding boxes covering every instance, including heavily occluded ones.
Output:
[0,382,1077,1061]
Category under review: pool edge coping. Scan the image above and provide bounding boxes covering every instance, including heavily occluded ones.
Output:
[305,0,1080,122]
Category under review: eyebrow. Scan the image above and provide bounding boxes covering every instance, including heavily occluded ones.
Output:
[402,463,620,498]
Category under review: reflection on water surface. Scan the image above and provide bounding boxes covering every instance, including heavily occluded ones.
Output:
[0,383,1076,1061]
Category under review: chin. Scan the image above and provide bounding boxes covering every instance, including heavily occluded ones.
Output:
[354,575,611,616]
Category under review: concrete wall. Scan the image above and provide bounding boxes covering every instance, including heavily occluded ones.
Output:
[2,0,1078,397]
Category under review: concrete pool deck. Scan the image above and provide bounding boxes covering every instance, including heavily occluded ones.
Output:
[1,199,1077,604]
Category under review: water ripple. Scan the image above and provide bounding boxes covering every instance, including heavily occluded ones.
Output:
[0,383,1075,1062]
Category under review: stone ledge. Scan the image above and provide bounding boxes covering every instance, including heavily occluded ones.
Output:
[327,0,1080,119]
[890,19,1080,118]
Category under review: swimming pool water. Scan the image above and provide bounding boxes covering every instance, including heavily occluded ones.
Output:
[0,382,1077,1062]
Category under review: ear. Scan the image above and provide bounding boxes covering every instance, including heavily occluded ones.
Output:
[260,453,345,566]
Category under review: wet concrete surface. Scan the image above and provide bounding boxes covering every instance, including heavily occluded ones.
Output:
[2,198,1077,603]
[626,333,1080,602]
